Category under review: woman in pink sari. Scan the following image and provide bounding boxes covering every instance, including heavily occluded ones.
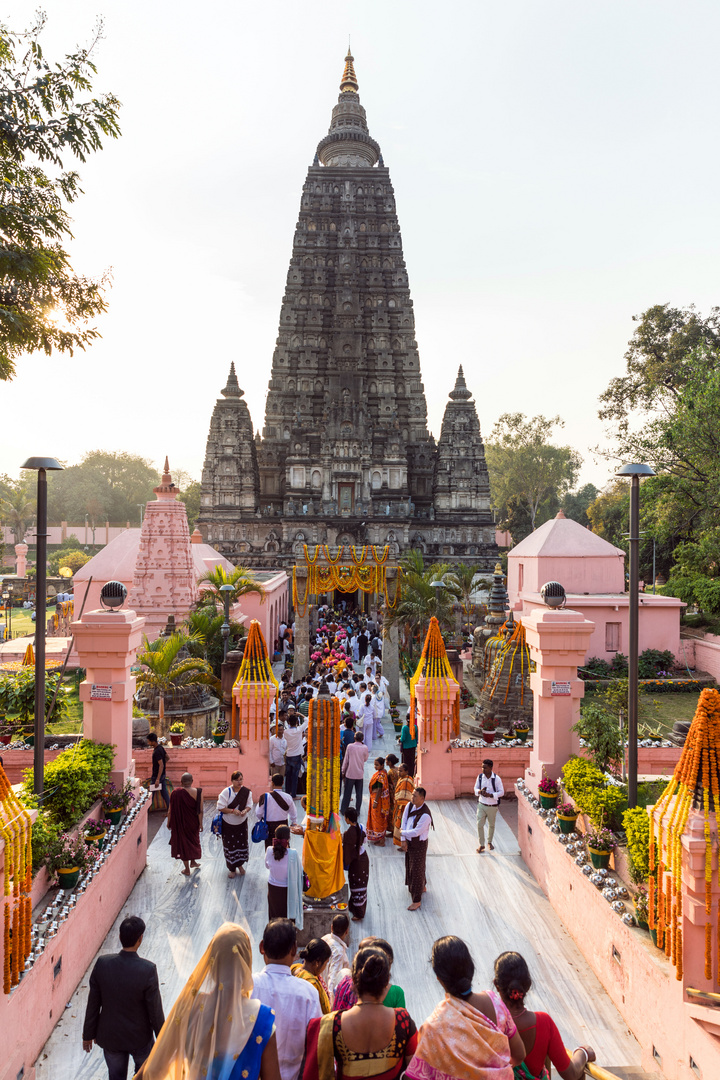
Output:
[405,936,525,1080]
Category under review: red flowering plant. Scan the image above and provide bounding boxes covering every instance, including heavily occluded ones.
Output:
[556,802,577,817]
[538,773,560,796]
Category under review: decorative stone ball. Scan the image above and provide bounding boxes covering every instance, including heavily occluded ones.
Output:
[612,901,626,914]
[538,807,548,817]
[603,888,617,902]
[582,864,593,876]
[565,843,576,855]
[566,832,578,842]
[550,823,561,834]
[557,834,568,845]
[615,885,629,899]
[516,780,525,789]
[590,873,605,887]
[596,868,608,878]
[622,912,635,926]
[575,854,587,866]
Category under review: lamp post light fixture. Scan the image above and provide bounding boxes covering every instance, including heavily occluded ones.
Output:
[21,456,64,796]
[219,583,234,661]
[615,462,656,809]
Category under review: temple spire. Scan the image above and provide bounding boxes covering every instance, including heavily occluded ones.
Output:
[449,365,472,401]
[340,50,358,93]
[221,361,243,398]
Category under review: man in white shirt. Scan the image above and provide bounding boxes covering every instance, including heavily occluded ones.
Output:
[474,758,505,853]
[256,774,296,848]
[253,918,322,1080]
[400,786,433,911]
[283,714,309,798]
[268,724,287,779]
[321,912,351,998]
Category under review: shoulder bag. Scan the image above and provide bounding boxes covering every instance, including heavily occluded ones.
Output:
[251,795,269,844]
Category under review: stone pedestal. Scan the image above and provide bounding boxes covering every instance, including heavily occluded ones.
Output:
[14,543,28,578]
[72,608,146,787]
[522,608,595,797]
[414,674,459,800]
[297,884,349,947]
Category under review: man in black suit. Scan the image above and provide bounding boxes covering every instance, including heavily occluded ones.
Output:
[82,915,165,1080]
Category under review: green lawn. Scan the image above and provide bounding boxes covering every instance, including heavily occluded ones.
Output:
[3,604,55,639]
[584,688,699,738]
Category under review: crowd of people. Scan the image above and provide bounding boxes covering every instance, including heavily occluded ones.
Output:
[83,915,597,1080]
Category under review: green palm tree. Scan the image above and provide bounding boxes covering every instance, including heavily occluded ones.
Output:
[135,632,220,709]
[384,556,460,653]
[196,564,264,608]
[183,607,246,677]
[446,564,490,634]
[0,492,34,544]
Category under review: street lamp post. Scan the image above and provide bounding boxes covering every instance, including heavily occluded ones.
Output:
[21,456,64,796]
[219,583,234,662]
[616,462,656,809]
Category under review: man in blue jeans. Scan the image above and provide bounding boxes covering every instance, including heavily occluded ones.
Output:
[340,731,369,814]
[283,714,308,798]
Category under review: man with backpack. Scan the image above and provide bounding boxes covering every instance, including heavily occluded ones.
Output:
[474,758,505,853]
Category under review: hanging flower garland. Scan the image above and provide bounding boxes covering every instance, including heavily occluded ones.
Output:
[306,694,341,821]
[408,616,460,743]
[0,765,32,994]
[648,687,720,982]
[231,620,278,741]
[482,621,530,705]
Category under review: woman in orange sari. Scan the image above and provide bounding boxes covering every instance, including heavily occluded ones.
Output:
[366,757,391,846]
[392,764,414,849]
[405,936,525,1080]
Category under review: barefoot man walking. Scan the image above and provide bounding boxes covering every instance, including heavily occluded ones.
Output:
[168,772,203,875]
[400,786,433,911]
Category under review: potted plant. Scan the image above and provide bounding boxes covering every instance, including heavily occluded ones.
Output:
[634,886,649,930]
[84,817,110,849]
[213,716,229,746]
[502,727,515,743]
[640,723,664,745]
[538,773,560,809]
[46,830,98,889]
[102,779,136,826]
[481,715,499,744]
[0,721,12,745]
[556,801,578,835]
[514,722,530,744]
[586,826,617,869]
[169,721,185,746]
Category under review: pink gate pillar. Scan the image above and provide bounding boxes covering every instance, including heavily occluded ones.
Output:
[72,608,146,787]
[232,682,273,799]
[681,810,720,993]
[523,607,595,797]
[415,674,460,800]
[14,543,28,577]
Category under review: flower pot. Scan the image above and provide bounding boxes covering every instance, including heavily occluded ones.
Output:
[515,728,529,744]
[56,867,80,889]
[588,846,611,869]
[650,926,659,947]
[636,915,649,931]
[106,808,123,827]
[25,734,34,747]
[557,813,578,835]
[0,734,11,745]
[213,734,225,746]
[170,733,183,746]
[648,736,663,745]
[85,831,106,849]
[502,733,514,743]
[482,731,496,744]
[539,793,559,810]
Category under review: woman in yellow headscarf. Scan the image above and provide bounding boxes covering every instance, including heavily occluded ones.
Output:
[136,923,280,1080]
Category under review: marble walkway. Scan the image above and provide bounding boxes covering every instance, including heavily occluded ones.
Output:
[37,724,647,1079]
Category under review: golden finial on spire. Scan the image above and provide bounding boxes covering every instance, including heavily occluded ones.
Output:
[340,49,358,93]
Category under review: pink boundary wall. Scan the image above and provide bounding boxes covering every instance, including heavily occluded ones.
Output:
[519,795,719,1080]
[0,799,150,1080]
[682,635,720,683]
[237,571,289,655]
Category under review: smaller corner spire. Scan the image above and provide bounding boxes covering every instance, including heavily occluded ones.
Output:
[340,49,358,93]
[163,456,170,480]
[448,366,472,401]
[221,361,243,398]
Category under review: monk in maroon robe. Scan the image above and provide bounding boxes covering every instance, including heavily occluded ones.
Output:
[167,772,203,875]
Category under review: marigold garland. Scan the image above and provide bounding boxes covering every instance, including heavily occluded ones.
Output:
[1,764,32,993]
[292,546,401,612]
[649,687,720,982]
[231,621,278,741]
[306,694,341,821]
[408,616,460,743]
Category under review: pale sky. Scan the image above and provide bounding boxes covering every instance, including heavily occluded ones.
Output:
[3,0,719,497]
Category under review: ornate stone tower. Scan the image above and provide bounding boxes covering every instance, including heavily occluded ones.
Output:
[198,53,497,570]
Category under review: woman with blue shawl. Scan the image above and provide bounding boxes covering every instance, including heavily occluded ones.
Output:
[136,923,280,1080]
[264,824,305,929]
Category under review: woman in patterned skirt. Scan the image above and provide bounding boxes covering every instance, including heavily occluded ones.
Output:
[392,765,414,848]
[342,808,369,921]
[216,771,252,878]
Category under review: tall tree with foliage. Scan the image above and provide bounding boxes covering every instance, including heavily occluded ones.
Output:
[485,413,581,541]
[383,554,460,654]
[46,450,158,523]
[0,13,121,380]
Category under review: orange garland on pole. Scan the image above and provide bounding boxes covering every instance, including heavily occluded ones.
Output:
[232,621,278,741]
[408,617,460,743]
[0,764,32,993]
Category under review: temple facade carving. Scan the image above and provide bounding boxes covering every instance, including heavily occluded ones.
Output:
[198,53,498,570]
